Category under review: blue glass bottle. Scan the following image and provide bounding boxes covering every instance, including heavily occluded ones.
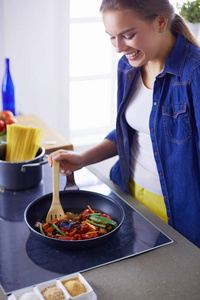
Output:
[2,58,17,115]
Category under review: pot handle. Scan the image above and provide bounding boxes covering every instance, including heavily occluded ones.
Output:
[64,173,79,190]
[21,155,49,173]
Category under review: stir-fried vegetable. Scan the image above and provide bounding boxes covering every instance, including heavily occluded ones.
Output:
[89,214,118,228]
[86,220,107,228]
[39,223,45,235]
[34,206,118,241]
[52,223,67,237]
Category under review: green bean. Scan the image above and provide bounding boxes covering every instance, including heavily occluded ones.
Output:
[86,220,106,228]
[52,223,67,237]
[39,223,45,235]
[89,215,118,228]
[91,213,101,216]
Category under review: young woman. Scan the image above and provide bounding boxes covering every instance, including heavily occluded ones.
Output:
[48,0,200,247]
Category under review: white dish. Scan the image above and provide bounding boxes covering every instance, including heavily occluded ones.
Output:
[36,279,69,299]
[7,273,97,300]
[71,291,97,300]
[60,272,93,299]
[7,286,42,300]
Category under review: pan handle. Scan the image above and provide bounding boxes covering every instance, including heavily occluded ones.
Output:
[64,173,79,190]
[21,155,49,173]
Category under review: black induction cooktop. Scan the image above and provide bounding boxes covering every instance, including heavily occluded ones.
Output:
[0,165,173,295]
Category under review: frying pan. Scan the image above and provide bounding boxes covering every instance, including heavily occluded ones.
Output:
[24,190,125,250]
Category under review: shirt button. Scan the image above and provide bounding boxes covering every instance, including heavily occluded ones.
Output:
[159,172,163,176]
[164,195,167,199]
[155,151,158,155]
[151,128,154,131]
[168,216,171,220]
[154,102,158,106]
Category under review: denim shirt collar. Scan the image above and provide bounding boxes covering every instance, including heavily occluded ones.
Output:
[162,34,189,77]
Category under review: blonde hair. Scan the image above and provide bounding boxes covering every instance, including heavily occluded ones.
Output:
[100,0,200,48]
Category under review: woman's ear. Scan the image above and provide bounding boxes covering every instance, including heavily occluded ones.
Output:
[157,15,168,33]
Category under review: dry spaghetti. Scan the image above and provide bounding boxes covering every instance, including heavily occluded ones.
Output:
[6,124,43,162]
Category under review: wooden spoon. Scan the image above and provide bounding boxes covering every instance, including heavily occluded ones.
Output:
[46,154,65,222]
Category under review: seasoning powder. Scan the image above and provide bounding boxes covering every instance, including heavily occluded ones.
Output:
[41,285,65,300]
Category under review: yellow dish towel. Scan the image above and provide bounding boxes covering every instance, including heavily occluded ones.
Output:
[129,178,168,223]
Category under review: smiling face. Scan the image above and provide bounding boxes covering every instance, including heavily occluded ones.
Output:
[102,9,165,68]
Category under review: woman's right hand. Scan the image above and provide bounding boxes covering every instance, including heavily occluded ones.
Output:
[48,149,85,175]
[48,139,117,175]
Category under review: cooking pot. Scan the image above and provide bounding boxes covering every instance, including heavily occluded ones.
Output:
[24,190,125,250]
[0,143,48,190]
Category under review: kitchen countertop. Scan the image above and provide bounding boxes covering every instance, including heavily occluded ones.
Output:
[82,165,200,300]
[1,164,200,300]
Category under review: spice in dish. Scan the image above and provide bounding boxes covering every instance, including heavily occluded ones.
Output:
[18,292,40,300]
[62,277,86,297]
[41,285,65,300]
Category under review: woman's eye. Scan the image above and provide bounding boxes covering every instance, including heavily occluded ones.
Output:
[110,36,115,40]
[124,34,135,40]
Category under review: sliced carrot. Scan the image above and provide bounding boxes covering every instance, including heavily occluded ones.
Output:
[86,231,98,235]
[85,221,96,230]
[87,205,94,214]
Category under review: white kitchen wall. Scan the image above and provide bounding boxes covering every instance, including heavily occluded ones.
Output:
[0,0,70,138]
[0,0,118,146]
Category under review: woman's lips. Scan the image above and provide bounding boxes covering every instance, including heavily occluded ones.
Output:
[125,50,140,61]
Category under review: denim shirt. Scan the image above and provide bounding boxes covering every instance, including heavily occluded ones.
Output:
[106,34,200,247]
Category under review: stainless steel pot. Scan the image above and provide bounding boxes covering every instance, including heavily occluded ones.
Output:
[0,143,48,190]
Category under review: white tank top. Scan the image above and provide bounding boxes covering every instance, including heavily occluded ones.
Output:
[125,74,163,196]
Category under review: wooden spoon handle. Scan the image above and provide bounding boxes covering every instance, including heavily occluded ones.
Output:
[52,153,60,203]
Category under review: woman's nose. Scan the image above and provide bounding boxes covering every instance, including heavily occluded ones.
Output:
[115,37,125,53]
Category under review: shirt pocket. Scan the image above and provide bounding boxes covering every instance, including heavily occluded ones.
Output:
[162,103,192,145]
